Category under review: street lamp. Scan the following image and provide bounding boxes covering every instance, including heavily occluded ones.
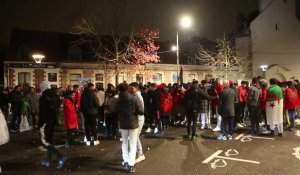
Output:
[260,65,268,78]
[176,16,192,84]
[32,54,45,64]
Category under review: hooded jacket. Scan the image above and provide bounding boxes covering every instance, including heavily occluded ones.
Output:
[80,88,99,116]
[116,91,144,129]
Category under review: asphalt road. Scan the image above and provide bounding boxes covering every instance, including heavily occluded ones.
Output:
[1,121,300,175]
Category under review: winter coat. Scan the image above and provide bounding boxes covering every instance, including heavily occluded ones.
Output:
[184,85,199,112]
[218,87,237,117]
[11,91,22,113]
[172,90,185,107]
[260,87,268,110]
[212,83,224,107]
[284,87,300,110]
[80,89,99,116]
[161,91,173,113]
[39,89,60,144]
[116,91,144,130]
[63,98,78,130]
[147,89,161,111]
[247,85,261,107]
[198,86,217,113]
[25,92,39,114]
[104,96,118,114]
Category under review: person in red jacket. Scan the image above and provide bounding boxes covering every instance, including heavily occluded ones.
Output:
[212,78,224,131]
[236,81,247,128]
[259,80,269,131]
[159,84,173,131]
[73,85,84,132]
[63,91,78,149]
[284,81,300,131]
[171,85,185,126]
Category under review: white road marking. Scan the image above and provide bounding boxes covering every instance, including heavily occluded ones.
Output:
[202,150,223,164]
[235,133,245,140]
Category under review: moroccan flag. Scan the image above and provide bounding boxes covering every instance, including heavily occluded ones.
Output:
[266,84,284,130]
[284,88,300,110]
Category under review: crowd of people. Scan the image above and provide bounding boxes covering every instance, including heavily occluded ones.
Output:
[1,76,300,173]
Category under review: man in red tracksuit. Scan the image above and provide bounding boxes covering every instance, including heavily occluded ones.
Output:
[284,81,300,131]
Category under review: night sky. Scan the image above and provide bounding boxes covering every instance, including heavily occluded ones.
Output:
[0,0,258,45]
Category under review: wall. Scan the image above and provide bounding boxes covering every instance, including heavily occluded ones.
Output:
[251,0,300,79]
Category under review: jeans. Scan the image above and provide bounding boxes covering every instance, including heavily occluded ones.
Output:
[120,128,139,166]
[77,110,85,130]
[44,145,63,162]
[236,102,246,123]
[66,128,76,146]
[221,116,234,136]
[11,110,21,130]
[288,109,296,128]
[105,113,118,137]
[248,106,259,134]
[187,110,198,137]
[137,115,145,155]
[84,114,98,141]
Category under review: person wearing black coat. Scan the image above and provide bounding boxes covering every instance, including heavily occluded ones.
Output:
[10,85,23,131]
[39,88,66,169]
[116,83,144,173]
[80,83,100,146]
[146,83,162,135]
[184,82,200,140]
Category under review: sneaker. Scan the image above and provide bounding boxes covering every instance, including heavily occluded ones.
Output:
[237,123,244,128]
[145,127,152,133]
[200,125,205,130]
[241,123,247,127]
[93,140,100,146]
[128,166,136,173]
[122,162,129,171]
[213,127,221,132]
[217,135,227,141]
[57,156,67,169]
[228,135,233,140]
[86,141,91,146]
[41,160,50,167]
[135,154,145,163]
[154,132,164,136]
[207,125,212,129]
[154,128,158,134]
[259,122,265,127]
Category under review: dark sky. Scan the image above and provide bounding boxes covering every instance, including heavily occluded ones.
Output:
[0,0,258,45]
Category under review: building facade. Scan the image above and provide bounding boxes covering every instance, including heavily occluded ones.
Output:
[236,0,300,81]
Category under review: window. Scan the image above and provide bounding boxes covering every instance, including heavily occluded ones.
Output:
[18,72,31,88]
[118,74,125,83]
[136,74,143,83]
[95,73,104,81]
[48,73,57,82]
[69,74,81,85]
[172,74,178,83]
[153,73,162,84]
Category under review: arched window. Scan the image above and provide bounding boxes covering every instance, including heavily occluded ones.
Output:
[68,46,82,61]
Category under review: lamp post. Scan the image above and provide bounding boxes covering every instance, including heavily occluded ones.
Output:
[32,54,45,64]
[175,16,192,84]
[260,65,268,78]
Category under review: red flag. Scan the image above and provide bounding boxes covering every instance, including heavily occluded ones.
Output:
[180,66,183,84]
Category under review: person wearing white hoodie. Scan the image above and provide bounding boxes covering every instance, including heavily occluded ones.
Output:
[129,82,145,164]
